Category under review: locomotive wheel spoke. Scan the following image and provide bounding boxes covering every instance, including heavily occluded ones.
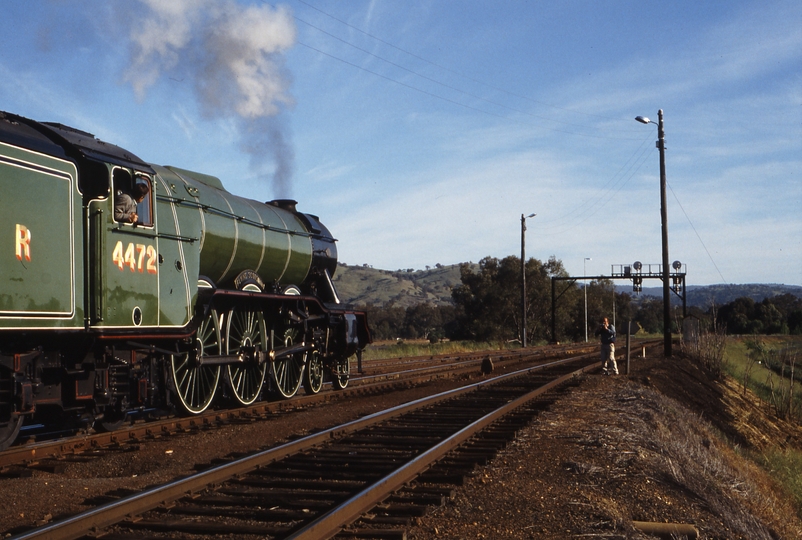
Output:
[303,350,324,395]
[226,307,267,405]
[272,329,304,399]
[97,408,128,432]
[331,355,351,390]
[0,415,22,452]
[171,309,221,414]
[0,368,22,450]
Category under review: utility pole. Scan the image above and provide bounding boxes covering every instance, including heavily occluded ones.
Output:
[657,110,671,357]
[521,213,535,347]
[636,110,672,357]
[584,257,591,342]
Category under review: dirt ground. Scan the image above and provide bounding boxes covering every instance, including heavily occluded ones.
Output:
[2,351,802,539]
[406,353,802,539]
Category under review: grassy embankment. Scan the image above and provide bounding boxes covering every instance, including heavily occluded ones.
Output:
[722,336,802,512]
[361,339,514,361]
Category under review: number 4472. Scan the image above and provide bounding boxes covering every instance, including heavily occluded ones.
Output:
[112,241,157,274]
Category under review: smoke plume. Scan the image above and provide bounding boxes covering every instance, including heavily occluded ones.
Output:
[124,0,296,197]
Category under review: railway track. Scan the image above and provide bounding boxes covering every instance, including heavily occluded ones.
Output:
[7,352,598,540]
[0,342,601,470]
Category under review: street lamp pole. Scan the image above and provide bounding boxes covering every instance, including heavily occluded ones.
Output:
[521,213,535,347]
[636,110,672,357]
[584,257,591,342]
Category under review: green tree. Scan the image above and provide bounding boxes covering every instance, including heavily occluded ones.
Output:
[363,303,406,341]
[789,310,802,335]
[452,256,520,342]
[714,295,802,335]
[769,293,802,321]
[451,255,572,344]
[755,299,784,334]
[403,303,442,340]
[575,279,617,339]
[717,297,757,334]
[634,297,665,334]
[536,256,577,343]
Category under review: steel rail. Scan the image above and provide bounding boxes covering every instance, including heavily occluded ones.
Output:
[286,361,596,539]
[0,345,597,469]
[1,340,654,471]
[7,354,592,540]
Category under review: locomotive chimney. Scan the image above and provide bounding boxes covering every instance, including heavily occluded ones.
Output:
[268,199,298,213]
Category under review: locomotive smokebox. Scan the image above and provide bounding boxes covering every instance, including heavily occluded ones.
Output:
[268,197,340,294]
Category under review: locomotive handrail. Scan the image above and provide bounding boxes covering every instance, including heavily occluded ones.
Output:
[110,227,198,243]
[156,194,318,238]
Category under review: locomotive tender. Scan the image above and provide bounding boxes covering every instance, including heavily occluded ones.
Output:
[0,110,370,450]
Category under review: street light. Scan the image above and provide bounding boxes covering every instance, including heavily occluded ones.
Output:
[521,213,536,347]
[584,257,592,342]
[636,110,672,357]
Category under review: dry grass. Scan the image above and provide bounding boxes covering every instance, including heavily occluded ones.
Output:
[681,332,802,530]
[680,323,727,377]
[361,339,512,361]
[605,382,801,539]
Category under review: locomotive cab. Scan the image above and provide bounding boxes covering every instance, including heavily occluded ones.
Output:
[86,165,186,329]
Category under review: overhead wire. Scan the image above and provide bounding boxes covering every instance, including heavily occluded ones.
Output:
[289,1,729,281]
[292,0,631,124]
[288,2,641,140]
[536,133,654,231]
[667,183,729,284]
[293,16,636,138]
[536,139,655,236]
[289,1,673,243]
[294,39,639,141]
[293,41,509,122]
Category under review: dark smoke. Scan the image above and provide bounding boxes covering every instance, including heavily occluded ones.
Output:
[124,0,297,196]
[240,115,295,199]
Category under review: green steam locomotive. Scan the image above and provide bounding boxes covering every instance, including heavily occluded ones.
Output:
[0,110,370,450]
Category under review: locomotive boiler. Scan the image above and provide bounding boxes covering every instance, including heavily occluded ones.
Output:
[0,110,370,450]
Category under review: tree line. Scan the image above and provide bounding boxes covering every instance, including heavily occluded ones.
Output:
[362,255,802,343]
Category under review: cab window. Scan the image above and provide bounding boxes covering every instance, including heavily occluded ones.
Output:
[113,169,153,226]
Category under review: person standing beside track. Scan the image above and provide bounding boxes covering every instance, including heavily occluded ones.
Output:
[594,317,618,375]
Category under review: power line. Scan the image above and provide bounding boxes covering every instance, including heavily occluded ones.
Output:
[666,183,729,284]
[535,141,654,236]
[295,12,656,232]
[536,134,654,231]
[288,1,658,244]
[294,40,639,141]
[292,0,636,124]
[293,15,635,138]
[294,41,508,121]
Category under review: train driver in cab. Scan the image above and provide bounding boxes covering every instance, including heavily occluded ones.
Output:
[115,178,150,224]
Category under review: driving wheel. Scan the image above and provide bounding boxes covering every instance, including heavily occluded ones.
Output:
[170,309,222,414]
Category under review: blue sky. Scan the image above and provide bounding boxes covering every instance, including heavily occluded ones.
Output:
[2,0,800,286]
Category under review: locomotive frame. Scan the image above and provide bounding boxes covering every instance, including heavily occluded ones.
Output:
[0,111,371,450]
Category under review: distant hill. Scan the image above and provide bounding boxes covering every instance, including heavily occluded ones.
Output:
[332,263,801,309]
[617,283,802,308]
[331,263,473,308]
